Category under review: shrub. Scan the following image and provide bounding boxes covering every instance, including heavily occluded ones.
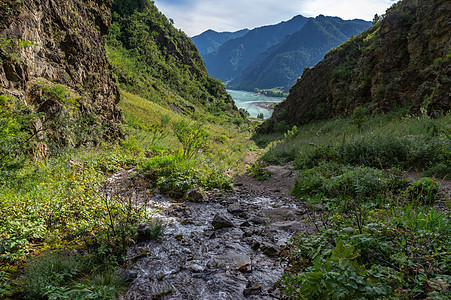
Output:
[173,120,209,158]
[404,177,441,205]
[24,252,82,299]
[281,206,451,299]
[292,164,406,209]
[141,155,231,197]
[247,161,269,181]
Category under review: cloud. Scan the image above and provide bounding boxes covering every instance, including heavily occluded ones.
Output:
[155,0,397,36]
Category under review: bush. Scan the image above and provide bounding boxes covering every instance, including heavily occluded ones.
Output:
[404,177,441,205]
[281,206,451,299]
[24,252,82,299]
[292,164,406,208]
[173,120,209,158]
[141,155,231,197]
[24,252,127,300]
[247,161,269,181]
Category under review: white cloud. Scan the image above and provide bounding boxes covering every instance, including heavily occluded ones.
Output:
[155,0,397,36]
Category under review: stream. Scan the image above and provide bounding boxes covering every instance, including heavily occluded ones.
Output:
[107,165,315,300]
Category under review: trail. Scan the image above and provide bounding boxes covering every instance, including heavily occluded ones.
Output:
[106,155,450,299]
[106,158,314,299]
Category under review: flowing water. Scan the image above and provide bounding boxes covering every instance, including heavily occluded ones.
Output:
[107,168,315,300]
[227,90,284,119]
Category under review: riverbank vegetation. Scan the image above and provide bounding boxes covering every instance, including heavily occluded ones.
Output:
[256,110,450,299]
[0,89,253,299]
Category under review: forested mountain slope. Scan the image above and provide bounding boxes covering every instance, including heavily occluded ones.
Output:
[260,0,451,133]
[228,16,371,92]
[202,15,310,82]
[107,0,239,118]
[192,29,249,56]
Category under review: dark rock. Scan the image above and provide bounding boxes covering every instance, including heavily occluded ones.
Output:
[243,286,262,297]
[137,223,153,242]
[314,203,326,211]
[249,215,267,225]
[240,220,251,227]
[227,202,243,214]
[261,242,280,257]
[184,187,207,202]
[211,213,234,230]
[121,269,138,282]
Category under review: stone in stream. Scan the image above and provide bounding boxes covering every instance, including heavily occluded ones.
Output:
[261,242,280,257]
[184,187,207,202]
[243,285,263,296]
[207,251,252,272]
[211,213,234,230]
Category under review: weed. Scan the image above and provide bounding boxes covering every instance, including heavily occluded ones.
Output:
[247,161,269,181]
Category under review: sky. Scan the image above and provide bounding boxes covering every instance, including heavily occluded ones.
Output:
[154,0,398,36]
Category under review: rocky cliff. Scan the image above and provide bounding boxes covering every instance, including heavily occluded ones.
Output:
[0,0,122,149]
[260,0,450,132]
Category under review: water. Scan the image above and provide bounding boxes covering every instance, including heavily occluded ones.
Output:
[227,89,284,119]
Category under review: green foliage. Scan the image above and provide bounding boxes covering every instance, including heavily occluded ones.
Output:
[404,177,441,205]
[292,163,406,210]
[141,155,232,197]
[107,0,238,120]
[281,205,450,299]
[352,107,365,132]
[0,94,39,177]
[256,113,264,119]
[247,161,269,181]
[24,252,127,299]
[173,120,209,158]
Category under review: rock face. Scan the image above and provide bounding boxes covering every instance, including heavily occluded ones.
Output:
[261,0,450,132]
[0,0,122,142]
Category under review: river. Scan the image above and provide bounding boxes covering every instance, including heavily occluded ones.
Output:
[227,89,284,119]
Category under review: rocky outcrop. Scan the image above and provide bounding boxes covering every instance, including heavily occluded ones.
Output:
[261,0,450,132]
[0,0,122,145]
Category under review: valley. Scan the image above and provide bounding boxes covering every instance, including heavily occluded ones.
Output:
[0,0,450,299]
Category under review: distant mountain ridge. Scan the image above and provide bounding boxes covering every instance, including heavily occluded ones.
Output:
[193,15,371,92]
[192,29,249,56]
[228,16,371,92]
[201,15,310,82]
[260,0,450,133]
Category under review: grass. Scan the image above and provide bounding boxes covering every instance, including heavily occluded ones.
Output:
[0,89,255,298]
[255,111,451,299]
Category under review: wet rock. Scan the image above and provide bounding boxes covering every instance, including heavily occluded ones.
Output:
[243,285,263,297]
[249,215,268,225]
[185,261,205,273]
[207,251,252,272]
[227,202,243,214]
[184,187,207,202]
[261,242,280,257]
[120,269,138,282]
[211,213,234,230]
[240,220,251,227]
[137,223,154,242]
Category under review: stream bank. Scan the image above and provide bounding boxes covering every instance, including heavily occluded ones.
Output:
[107,164,315,299]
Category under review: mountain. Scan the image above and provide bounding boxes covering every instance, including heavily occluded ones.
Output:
[228,16,372,92]
[192,29,249,56]
[203,15,310,82]
[107,0,239,118]
[0,0,123,152]
[259,0,451,133]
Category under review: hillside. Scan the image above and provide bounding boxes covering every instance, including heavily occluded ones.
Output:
[192,29,249,56]
[0,0,122,153]
[107,0,240,119]
[228,16,371,92]
[202,15,310,82]
[260,0,451,132]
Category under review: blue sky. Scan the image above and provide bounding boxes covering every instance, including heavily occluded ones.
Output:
[154,0,398,36]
